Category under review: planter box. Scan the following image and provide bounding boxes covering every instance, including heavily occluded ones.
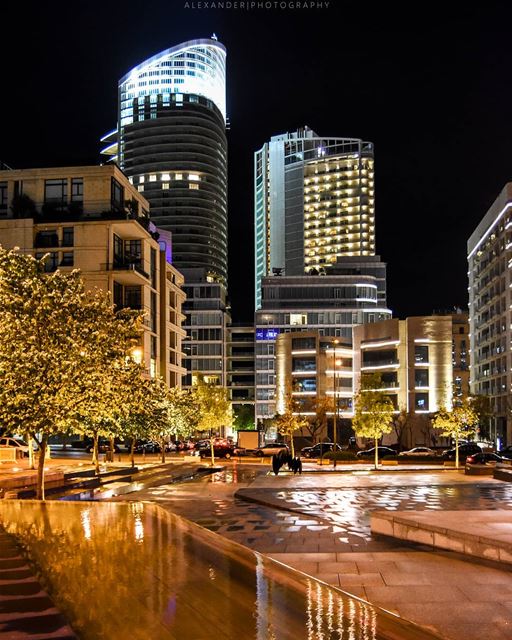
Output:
[382,460,398,466]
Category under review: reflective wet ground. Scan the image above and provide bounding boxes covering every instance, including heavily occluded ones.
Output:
[136,469,512,553]
[0,501,442,640]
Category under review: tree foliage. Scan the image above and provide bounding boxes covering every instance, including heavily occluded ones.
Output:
[432,399,479,467]
[0,249,143,495]
[275,396,308,457]
[352,373,395,468]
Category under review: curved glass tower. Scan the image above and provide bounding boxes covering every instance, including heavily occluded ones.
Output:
[102,38,228,282]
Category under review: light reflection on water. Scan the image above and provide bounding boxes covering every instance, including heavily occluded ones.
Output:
[0,501,438,639]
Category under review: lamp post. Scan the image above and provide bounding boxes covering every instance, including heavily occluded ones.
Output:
[333,339,339,467]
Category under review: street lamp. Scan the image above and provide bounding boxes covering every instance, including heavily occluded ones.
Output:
[333,339,339,467]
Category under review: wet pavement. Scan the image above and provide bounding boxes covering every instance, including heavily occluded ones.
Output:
[113,465,512,640]
[0,500,443,640]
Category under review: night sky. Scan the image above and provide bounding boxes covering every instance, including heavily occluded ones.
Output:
[3,1,512,322]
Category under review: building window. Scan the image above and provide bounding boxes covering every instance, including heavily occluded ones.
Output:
[36,251,58,272]
[189,183,199,190]
[113,281,123,309]
[71,178,83,202]
[414,345,429,363]
[415,393,429,411]
[111,178,124,211]
[62,227,74,247]
[60,252,74,267]
[162,183,170,190]
[44,179,67,205]
[150,248,157,289]
[0,182,7,211]
[415,369,429,388]
[124,286,142,310]
[35,230,59,248]
[125,239,142,264]
[151,291,157,333]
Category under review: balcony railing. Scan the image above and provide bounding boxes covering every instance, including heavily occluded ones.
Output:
[103,262,150,279]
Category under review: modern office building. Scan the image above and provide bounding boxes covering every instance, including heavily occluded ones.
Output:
[255,259,391,422]
[102,37,230,391]
[468,183,512,446]
[255,127,375,309]
[0,165,186,387]
[352,314,469,446]
[226,325,255,428]
[275,331,353,442]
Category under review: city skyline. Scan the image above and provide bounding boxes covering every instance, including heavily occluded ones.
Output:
[3,1,512,321]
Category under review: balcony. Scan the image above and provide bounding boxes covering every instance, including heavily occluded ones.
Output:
[103,261,149,283]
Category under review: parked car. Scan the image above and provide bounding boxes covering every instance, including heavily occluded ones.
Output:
[86,439,121,454]
[441,443,482,461]
[0,437,37,457]
[356,446,396,460]
[300,443,342,459]
[254,443,289,457]
[499,445,512,459]
[198,439,235,459]
[398,447,436,457]
[465,452,505,466]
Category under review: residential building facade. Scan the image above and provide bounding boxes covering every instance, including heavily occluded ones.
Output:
[227,325,255,428]
[468,183,512,446]
[101,37,230,393]
[0,165,186,387]
[255,127,375,309]
[255,258,391,423]
[352,315,469,447]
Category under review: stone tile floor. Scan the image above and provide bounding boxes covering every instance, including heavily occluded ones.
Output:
[115,465,512,640]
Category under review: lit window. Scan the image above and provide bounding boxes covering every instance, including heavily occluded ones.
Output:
[161,173,171,181]
[138,176,144,184]
[189,183,199,190]
[138,185,144,192]
[188,174,200,181]
[162,183,170,190]
[149,175,157,182]
[175,173,183,180]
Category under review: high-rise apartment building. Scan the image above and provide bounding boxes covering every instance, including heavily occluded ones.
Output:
[0,165,186,387]
[255,126,375,309]
[102,37,230,389]
[253,127,388,425]
[468,184,512,446]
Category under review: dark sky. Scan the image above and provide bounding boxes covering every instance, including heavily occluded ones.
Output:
[3,1,512,322]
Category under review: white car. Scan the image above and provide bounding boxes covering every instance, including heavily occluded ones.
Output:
[0,437,38,456]
[398,447,436,457]
[254,443,289,457]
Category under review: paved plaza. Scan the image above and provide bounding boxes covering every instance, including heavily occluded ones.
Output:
[115,464,512,640]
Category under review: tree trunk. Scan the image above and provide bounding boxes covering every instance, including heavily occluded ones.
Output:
[93,433,100,476]
[109,436,115,463]
[455,433,459,470]
[374,436,379,470]
[130,438,135,468]
[28,436,35,470]
[36,434,48,501]
[160,437,166,464]
[210,436,215,467]
[290,434,295,458]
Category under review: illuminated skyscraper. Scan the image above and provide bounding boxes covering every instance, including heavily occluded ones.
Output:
[254,127,375,308]
[102,37,228,282]
[102,37,229,388]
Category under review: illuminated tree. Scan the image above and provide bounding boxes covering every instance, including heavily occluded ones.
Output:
[194,376,232,465]
[352,374,395,469]
[305,396,331,444]
[432,400,479,468]
[0,249,142,496]
[275,396,308,458]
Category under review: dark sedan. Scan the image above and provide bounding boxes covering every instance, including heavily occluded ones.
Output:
[300,443,342,459]
[465,452,506,466]
[356,446,396,459]
[442,443,482,461]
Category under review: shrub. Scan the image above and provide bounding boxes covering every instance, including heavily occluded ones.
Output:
[323,450,357,461]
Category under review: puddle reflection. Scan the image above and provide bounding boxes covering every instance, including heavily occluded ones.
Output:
[0,501,438,639]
